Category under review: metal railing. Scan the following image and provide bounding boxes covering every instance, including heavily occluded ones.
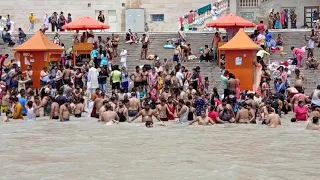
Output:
[181,0,230,29]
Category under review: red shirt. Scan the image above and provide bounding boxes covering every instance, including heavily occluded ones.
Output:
[188,13,194,24]
[0,56,6,67]
[294,105,308,121]
[257,24,265,34]
[208,110,219,123]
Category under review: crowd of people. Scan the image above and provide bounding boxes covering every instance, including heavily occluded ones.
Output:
[1,23,320,130]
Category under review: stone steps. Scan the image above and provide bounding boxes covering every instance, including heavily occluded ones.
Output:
[0,30,319,95]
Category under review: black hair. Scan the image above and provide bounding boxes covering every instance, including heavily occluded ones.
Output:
[313,117,319,124]
[291,118,297,122]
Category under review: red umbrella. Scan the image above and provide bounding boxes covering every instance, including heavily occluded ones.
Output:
[62,16,110,30]
[206,13,256,28]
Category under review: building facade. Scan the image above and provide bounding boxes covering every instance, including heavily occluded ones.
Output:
[0,0,319,32]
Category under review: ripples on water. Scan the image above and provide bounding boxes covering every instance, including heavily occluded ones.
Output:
[0,116,320,180]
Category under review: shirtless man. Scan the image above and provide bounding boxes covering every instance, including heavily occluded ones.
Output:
[50,97,59,119]
[236,103,250,123]
[160,88,170,100]
[130,66,143,89]
[109,96,117,111]
[74,98,84,118]
[62,64,72,84]
[94,92,105,118]
[294,69,305,92]
[128,92,140,117]
[290,90,308,110]
[1,91,10,114]
[286,85,298,98]
[306,117,320,130]
[97,100,108,122]
[227,73,237,96]
[141,67,149,89]
[309,106,320,120]
[156,98,174,121]
[59,100,72,122]
[189,110,215,125]
[100,104,119,125]
[129,104,164,125]
[265,108,281,128]
[217,99,235,116]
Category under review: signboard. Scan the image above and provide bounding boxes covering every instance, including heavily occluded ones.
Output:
[235,57,242,65]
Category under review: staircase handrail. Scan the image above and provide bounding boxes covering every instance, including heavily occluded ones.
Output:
[181,0,230,29]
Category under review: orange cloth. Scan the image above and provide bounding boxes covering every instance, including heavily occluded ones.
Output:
[12,103,23,119]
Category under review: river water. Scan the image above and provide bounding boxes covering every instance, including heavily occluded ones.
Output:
[0,115,319,180]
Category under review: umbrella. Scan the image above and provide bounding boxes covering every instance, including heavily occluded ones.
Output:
[206,13,256,28]
[61,16,110,30]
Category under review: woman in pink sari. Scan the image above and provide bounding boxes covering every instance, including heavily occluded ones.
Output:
[235,78,241,100]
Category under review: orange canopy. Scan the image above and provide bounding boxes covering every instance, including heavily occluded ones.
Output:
[62,16,110,30]
[206,13,256,28]
[219,28,261,50]
[13,31,64,52]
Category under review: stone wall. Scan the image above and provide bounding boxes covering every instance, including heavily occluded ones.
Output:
[0,0,214,32]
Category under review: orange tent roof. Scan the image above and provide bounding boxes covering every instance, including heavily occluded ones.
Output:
[13,31,64,52]
[62,16,110,30]
[219,28,261,50]
[206,13,256,28]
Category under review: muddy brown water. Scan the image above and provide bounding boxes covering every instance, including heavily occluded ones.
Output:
[0,114,319,180]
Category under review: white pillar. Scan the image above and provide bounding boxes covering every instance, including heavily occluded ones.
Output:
[229,0,238,14]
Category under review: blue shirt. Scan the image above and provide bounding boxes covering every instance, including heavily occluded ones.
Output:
[194,97,207,115]
[265,32,272,42]
[276,83,286,94]
[18,97,27,115]
[100,54,108,66]
[90,50,98,58]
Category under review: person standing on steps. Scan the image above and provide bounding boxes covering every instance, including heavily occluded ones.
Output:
[97,11,105,32]
[141,34,149,60]
[28,12,35,32]
[50,12,58,32]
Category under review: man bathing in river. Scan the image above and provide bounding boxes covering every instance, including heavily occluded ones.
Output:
[189,110,215,126]
[100,104,119,125]
[306,117,320,130]
[129,104,165,127]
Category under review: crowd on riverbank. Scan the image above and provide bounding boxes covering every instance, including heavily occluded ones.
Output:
[0,26,320,130]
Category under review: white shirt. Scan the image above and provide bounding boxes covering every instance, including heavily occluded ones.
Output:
[120,50,127,63]
[87,67,99,89]
[176,72,184,87]
[155,66,163,73]
[308,39,315,49]
[257,34,265,43]
[256,50,270,58]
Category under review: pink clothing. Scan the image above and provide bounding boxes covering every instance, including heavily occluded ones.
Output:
[257,24,265,34]
[236,79,240,100]
[293,48,304,68]
[149,72,158,87]
[280,12,285,25]
[188,13,194,24]
[294,105,308,121]
[293,48,304,56]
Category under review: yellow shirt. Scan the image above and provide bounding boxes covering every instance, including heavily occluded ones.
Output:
[29,15,35,23]
[12,103,23,119]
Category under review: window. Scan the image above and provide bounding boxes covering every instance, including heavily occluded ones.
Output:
[151,14,164,21]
